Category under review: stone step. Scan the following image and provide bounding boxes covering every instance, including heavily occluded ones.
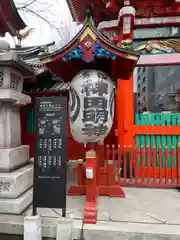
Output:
[0,188,32,214]
[0,164,33,198]
[0,145,29,171]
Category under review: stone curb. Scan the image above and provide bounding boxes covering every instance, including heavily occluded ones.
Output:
[1,215,180,239]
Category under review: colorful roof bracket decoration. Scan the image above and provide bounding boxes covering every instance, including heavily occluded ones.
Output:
[41,12,139,81]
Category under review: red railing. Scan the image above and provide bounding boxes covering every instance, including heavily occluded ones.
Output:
[105,145,180,188]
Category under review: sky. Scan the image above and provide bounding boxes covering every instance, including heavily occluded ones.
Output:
[4,0,76,47]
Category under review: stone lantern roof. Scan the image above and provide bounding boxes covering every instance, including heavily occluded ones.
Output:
[0,40,11,52]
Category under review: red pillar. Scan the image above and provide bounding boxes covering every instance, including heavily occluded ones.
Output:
[84,149,97,224]
[116,75,134,147]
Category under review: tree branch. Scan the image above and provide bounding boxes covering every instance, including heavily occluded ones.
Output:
[17,0,37,9]
[15,0,74,47]
[20,6,67,42]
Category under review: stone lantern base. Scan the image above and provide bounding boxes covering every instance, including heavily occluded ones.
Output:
[0,89,33,214]
[0,146,33,214]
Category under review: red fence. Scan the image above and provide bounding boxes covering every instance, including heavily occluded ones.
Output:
[105,145,180,188]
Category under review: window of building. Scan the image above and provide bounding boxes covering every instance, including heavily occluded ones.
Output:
[142,87,146,92]
[142,77,146,83]
[138,83,140,89]
[138,92,140,97]
[143,68,146,73]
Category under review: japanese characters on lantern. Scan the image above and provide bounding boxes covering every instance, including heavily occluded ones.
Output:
[69,69,115,143]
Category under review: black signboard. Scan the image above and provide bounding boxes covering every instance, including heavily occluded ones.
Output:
[33,96,67,216]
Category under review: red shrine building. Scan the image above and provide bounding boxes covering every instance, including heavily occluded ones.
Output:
[21,0,180,160]
[1,0,180,224]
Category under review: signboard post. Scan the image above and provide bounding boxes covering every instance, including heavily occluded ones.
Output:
[33,96,67,217]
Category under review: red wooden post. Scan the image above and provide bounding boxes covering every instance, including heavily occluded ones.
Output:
[107,145,115,186]
[117,144,121,184]
[96,143,105,167]
[177,144,180,185]
[135,147,139,184]
[106,144,125,198]
[171,147,175,183]
[107,145,113,185]
[153,146,157,183]
[147,145,151,184]
[140,145,145,184]
[159,147,163,184]
[84,149,97,224]
[165,147,169,184]
[129,145,133,182]
[123,145,127,184]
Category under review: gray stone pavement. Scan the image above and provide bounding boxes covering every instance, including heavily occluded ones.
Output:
[22,187,180,224]
[0,187,180,239]
[23,162,180,239]
[2,162,180,239]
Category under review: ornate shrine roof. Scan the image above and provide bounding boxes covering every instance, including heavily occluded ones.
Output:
[0,41,56,84]
[66,0,179,24]
[14,41,56,73]
[0,0,26,36]
[41,14,139,81]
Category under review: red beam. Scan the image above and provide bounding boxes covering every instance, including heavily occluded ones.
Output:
[116,125,180,136]
[137,53,180,66]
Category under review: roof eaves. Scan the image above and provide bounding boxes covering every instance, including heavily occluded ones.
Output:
[8,0,26,30]
[66,0,78,22]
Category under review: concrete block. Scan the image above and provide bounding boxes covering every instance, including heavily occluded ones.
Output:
[0,188,32,214]
[42,218,57,239]
[24,215,42,240]
[56,218,72,240]
[0,214,24,235]
[0,164,33,198]
[0,145,29,171]
[72,220,83,240]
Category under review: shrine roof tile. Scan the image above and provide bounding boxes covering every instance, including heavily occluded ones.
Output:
[66,0,180,23]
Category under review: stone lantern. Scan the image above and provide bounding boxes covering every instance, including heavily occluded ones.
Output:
[0,40,34,214]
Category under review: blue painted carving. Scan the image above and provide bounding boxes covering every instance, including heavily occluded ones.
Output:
[61,43,116,62]
[94,43,116,60]
[61,45,83,61]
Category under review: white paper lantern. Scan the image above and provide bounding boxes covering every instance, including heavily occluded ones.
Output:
[69,69,115,143]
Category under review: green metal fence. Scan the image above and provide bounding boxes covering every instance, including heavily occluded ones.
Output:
[135,112,180,168]
[25,107,36,133]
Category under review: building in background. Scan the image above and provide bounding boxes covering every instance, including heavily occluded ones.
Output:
[136,66,180,113]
